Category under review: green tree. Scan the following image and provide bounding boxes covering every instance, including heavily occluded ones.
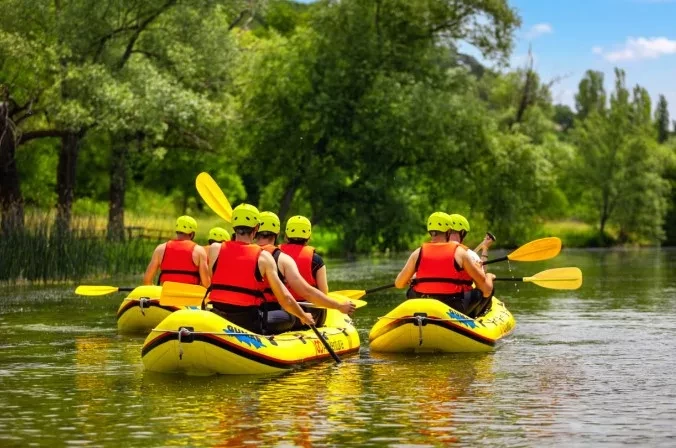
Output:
[655,94,670,144]
[571,68,670,243]
[575,70,606,119]
[234,0,521,251]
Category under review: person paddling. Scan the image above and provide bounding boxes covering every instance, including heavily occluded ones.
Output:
[204,227,230,264]
[278,215,334,326]
[207,204,315,333]
[255,211,355,332]
[143,215,210,287]
[395,212,495,318]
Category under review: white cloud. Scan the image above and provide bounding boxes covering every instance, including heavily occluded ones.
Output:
[598,37,676,62]
[525,23,553,39]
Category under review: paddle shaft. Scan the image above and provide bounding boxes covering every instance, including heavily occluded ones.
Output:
[310,325,341,363]
[365,284,395,295]
[483,255,508,265]
[494,276,524,282]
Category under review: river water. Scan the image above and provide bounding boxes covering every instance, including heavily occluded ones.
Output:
[1,248,675,447]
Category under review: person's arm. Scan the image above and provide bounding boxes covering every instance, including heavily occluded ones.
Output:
[194,245,211,287]
[474,234,494,272]
[143,244,165,285]
[208,243,221,272]
[314,265,329,294]
[395,248,420,288]
[279,254,355,315]
[259,251,315,325]
[457,246,494,297]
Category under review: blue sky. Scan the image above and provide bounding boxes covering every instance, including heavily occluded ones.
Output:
[508,0,676,117]
[296,0,676,118]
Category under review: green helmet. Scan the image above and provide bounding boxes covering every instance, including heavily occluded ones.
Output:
[208,227,230,242]
[259,211,281,234]
[285,215,312,239]
[448,214,470,232]
[426,212,451,232]
[231,204,260,228]
[175,215,197,234]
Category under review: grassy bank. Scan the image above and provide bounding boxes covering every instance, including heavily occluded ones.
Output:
[0,208,635,284]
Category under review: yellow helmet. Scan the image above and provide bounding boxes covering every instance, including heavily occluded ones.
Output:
[426,212,451,232]
[285,215,312,239]
[231,204,260,228]
[448,213,470,232]
[259,211,281,234]
[208,227,230,242]
[175,215,197,234]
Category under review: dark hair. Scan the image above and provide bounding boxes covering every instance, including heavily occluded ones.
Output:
[429,230,450,241]
[234,226,255,236]
[287,238,308,244]
[450,229,467,242]
[257,231,278,239]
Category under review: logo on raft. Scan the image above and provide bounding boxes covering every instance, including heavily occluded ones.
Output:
[446,309,477,329]
[312,338,345,354]
[224,325,266,349]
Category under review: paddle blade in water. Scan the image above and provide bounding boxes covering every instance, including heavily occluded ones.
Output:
[195,172,233,222]
[524,267,582,290]
[508,237,562,262]
[75,285,120,296]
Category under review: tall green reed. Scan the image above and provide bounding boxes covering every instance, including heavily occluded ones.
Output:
[0,214,157,283]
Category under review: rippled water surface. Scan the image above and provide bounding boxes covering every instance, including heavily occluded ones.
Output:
[1,249,676,447]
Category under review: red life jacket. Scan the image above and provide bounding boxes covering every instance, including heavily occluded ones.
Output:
[279,243,316,301]
[208,241,265,306]
[158,240,200,285]
[412,242,473,295]
[259,244,285,303]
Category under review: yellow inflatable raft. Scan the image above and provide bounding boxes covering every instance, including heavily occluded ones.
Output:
[116,285,202,334]
[368,297,515,353]
[142,308,360,375]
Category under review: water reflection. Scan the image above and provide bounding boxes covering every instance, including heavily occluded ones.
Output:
[2,249,676,446]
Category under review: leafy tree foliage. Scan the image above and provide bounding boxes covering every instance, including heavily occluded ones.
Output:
[2,0,674,253]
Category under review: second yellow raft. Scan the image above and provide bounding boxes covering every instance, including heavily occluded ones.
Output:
[369,297,515,353]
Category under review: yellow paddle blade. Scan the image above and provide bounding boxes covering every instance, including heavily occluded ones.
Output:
[75,285,120,296]
[508,237,562,262]
[195,172,233,222]
[160,281,207,302]
[523,267,583,290]
[331,289,367,300]
[310,292,367,309]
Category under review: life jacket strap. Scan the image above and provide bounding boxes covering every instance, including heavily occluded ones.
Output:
[411,277,473,286]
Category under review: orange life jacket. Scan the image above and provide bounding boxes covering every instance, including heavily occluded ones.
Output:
[208,241,265,306]
[279,243,316,301]
[259,244,285,303]
[158,240,200,285]
[411,242,473,295]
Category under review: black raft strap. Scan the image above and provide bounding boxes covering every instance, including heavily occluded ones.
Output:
[411,277,474,286]
[159,269,200,281]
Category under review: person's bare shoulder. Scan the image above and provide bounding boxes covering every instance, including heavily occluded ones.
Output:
[154,242,167,255]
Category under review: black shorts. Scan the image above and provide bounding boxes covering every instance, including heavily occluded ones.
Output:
[210,303,264,334]
[407,287,493,318]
